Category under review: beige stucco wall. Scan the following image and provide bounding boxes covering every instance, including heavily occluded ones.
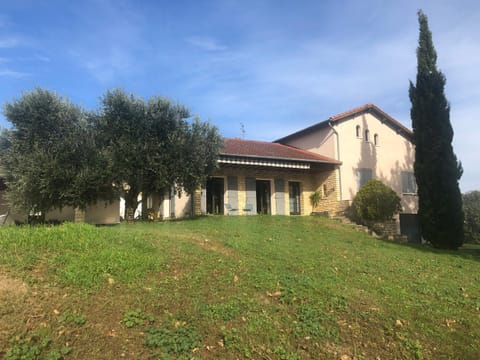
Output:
[334,113,417,213]
[85,199,120,224]
[283,112,418,214]
[285,125,337,159]
[174,192,192,218]
[0,198,120,225]
[47,200,121,224]
[46,207,75,222]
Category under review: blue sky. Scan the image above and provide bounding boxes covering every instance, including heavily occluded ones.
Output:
[1,0,479,191]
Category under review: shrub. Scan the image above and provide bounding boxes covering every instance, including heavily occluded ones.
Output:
[349,179,401,225]
[309,191,321,211]
[463,191,480,243]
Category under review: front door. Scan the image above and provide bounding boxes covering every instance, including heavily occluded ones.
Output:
[206,178,224,215]
[289,182,301,215]
[256,180,271,214]
[400,213,421,243]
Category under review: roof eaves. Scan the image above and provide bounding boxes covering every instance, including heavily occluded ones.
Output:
[219,152,341,165]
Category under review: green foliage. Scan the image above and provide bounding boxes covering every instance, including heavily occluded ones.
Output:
[199,299,243,321]
[93,89,222,220]
[122,309,154,328]
[349,179,401,224]
[409,11,464,249]
[309,191,321,211]
[5,332,71,360]
[178,118,223,195]
[144,322,201,357]
[294,304,338,339]
[1,88,222,222]
[59,309,86,326]
[463,191,480,243]
[1,89,115,218]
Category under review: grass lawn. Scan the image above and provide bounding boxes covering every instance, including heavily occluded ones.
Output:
[0,216,479,359]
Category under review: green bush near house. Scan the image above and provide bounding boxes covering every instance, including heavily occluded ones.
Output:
[349,179,401,225]
[309,191,321,211]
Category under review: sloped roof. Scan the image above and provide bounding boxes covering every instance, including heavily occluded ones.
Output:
[275,103,413,143]
[221,138,340,164]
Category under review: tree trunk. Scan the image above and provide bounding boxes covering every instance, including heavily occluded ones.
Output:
[125,207,135,222]
[141,192,149,220]
[124,189,139,223]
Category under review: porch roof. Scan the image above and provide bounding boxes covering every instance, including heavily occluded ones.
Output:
[219,138,340,169]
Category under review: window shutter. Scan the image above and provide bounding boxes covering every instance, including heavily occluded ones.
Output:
[274,178,285,215]
[227,176,239,215]
[200,186,207,215]
[245,177,257,215]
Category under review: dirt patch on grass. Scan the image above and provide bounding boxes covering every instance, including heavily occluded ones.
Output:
[189,235,235,256]
[197,239,234,256]
[0,272,28,299]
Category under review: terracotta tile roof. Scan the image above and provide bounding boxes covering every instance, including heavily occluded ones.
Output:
[221,138,340,164]
[275,103,413,143]
[330,103,413,136]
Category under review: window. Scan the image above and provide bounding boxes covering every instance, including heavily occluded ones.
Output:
[355,125,361,138]
[374,134,379,146]
[402,172,417,194]
[364,129,370,142]
[357,168,373,190]
[289,182,301,215]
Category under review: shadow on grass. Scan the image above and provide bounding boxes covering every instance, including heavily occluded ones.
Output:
[375,236,480,263]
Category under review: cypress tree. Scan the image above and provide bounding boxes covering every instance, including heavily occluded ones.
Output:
[409,10,464,249]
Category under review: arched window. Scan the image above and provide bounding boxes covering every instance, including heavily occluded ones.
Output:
[356,125,361,138]
[374,134,379,146]
[364,129,370,142]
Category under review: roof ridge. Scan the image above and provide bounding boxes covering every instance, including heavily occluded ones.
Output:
[275,103,413,143]
[224,137,284,146]
[330,103,374,120]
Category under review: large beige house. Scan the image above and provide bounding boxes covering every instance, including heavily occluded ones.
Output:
[1,103,418,239]
[162,104,417,222]
[276,103,418,214]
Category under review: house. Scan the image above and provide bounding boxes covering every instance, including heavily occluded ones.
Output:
[276,103,418,239]
[135,138,342,220]
[1,103,418,238]
[0,170,120,225]
[113,103,418,231]
[200,138,342,216]
[0,199,121,225]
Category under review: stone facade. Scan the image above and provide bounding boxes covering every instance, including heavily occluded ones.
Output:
[202,164,340,216]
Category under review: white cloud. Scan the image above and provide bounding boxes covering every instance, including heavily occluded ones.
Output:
[186,36,227,51]
[0,68,30,77]
[0,35,26,48]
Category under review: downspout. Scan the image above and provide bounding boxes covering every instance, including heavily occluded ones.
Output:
[328,119,343,200]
